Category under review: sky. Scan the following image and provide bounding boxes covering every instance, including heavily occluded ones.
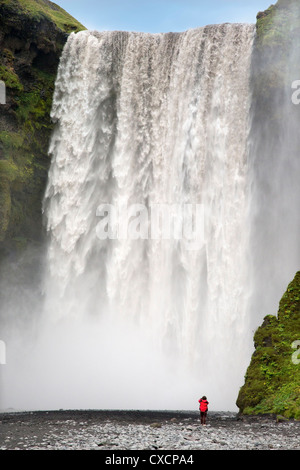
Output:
[54,0,274,33]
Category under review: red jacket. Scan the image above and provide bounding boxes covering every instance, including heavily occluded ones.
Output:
[198,399,209,412]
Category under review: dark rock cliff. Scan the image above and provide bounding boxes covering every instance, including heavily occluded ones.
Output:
[0,0,85,255]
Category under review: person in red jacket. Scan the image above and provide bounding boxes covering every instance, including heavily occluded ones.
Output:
[198,396,209,425]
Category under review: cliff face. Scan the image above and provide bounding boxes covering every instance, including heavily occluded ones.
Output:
[0,0,85,254]
[237,272,300,419]
[252,0,300,119]
[236,0,300,420]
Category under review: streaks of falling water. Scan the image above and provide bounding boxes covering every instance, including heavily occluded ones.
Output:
[41,24,255,410]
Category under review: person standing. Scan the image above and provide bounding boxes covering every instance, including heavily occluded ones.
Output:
[198,396,209,425]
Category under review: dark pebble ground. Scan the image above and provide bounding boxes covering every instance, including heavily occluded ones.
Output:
[0,409,299,451]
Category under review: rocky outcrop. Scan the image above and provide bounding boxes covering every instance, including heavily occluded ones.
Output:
[252,0,300,121]
[0,0,85,254]
[236,272,300,419]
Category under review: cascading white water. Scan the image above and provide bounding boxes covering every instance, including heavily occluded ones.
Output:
[38,24,256,410]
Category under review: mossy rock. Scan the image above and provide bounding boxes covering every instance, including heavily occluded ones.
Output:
[251,0,300,126]
[0,0,86,255]
[237,272,300,419]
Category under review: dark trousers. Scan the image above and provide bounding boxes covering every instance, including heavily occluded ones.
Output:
[200,411,207,425]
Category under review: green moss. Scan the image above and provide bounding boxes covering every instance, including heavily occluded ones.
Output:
[0,64,23,92]
[0,160,18,182]
[14,68,55,128]
[0,131,24,154]
[0,0,87,248]
[252,0,300,121]
[0,180,11,242]
[237,272,300,419]
[256,0,300,49]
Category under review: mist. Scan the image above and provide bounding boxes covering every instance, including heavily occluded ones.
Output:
[0,255,231,411]
[247,2,300,328]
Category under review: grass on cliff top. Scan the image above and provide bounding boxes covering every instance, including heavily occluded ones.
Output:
[2,0,86,33]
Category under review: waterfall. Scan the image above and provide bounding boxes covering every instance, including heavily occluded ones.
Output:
[0,23,262,412]
[38,24,255,410]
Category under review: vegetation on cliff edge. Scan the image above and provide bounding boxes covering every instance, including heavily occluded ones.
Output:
[236,272,300,419]
[0,0,85,252]
[1,0,84,33]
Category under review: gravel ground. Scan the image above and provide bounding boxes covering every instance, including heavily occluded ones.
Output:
[0,409,299,451]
